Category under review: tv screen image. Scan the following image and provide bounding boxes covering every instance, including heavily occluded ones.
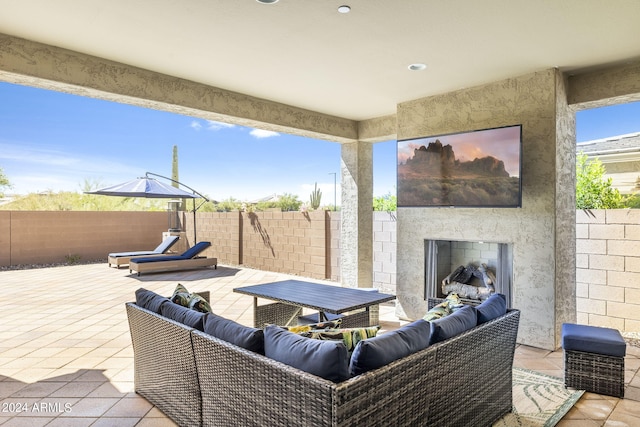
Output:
[397,124,522,208]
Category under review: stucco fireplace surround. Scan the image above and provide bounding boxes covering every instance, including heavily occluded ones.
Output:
[395,68,576,350]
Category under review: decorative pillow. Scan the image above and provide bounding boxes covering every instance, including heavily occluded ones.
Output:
[423,301,450,321]
[170,283,212,313]
[160,301,207,331]
[445,293,465,313]
[264,325,349,382]
[429,305,477,345]
[285,319,342,334]
[203,313,264,354]
[135,288,169,313]
[423,293,464,321]
[349,319,431,377]
[476,293,507,324]
[300,326,380,356]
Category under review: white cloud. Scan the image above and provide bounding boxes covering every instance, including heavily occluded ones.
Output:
[190,120,203,131]
[250,129,280,139]
[206,120,235,131]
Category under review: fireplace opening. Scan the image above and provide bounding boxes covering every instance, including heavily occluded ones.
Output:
[424,239,512,307]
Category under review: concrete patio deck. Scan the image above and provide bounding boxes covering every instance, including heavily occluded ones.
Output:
[1,263,639,426]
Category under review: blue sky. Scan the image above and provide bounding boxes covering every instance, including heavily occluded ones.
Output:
[0,81,639,204]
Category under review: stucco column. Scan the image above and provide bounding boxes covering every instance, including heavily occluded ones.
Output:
[340,141,373,288]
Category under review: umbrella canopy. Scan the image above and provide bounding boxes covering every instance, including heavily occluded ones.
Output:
[86,177,200,199]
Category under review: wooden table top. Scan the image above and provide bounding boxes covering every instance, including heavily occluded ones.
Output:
[233,280,396,314]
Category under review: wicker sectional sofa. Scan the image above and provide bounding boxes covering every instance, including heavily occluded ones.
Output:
[126,290,520,427]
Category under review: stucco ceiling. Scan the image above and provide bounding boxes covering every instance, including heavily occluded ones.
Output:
[0,0,639,121]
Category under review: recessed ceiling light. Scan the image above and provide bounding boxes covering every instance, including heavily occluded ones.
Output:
[256,0,279,4]
[408,63,427,71]
[338,5,351,13]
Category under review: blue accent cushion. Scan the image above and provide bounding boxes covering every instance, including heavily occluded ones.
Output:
[562,323,626,358]
[204,313,264,354]
[476,293,507,324]
[160,301,206,331]
[349,319,430,377]
[181,241,211,259]
[264,325,349,382]
[135,288,169,313]
[429,305,477,345]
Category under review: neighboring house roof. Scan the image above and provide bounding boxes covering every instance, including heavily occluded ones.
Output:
[577,132,640,194]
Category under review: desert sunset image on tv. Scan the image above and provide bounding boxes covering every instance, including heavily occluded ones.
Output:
[397,125,522,207]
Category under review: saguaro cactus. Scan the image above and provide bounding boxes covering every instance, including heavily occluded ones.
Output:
[309,182,322,210]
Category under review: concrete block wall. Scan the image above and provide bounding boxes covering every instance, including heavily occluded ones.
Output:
[373,211,397,294]
[576,209,640,332]
[239,210,327,280]
[1,211,167,266]
[186,211,241,265]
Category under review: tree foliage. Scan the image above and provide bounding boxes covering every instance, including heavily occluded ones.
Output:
[576,152,623,209]
[373,192,397,211]
[0,166,11,197]
[276,193,302,211]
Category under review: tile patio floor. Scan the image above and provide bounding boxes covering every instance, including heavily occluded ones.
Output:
[0,263,639,426]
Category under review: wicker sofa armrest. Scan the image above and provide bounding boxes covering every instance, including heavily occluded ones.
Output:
[126,303,202,427]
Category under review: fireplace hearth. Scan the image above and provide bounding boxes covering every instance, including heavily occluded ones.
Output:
[425,239,512,307]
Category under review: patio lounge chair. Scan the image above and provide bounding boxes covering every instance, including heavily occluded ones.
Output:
[108,235,180,268]
[129,241,217,276]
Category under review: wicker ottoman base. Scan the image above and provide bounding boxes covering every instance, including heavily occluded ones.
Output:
[564,349,625,398]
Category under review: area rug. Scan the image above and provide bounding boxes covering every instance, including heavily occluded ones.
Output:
[493,368,584,427]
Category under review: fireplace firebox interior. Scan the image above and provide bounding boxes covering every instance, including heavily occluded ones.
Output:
[424,240,512,307]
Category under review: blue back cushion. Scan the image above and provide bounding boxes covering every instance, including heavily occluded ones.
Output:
[264,325,349,382]
[160,301,206,331]
[181,241,211,259]
[135,288,169,313]
[349,319,430,377]
[476,293,507,324]
[203,313,264,354]
[429,305,477,345]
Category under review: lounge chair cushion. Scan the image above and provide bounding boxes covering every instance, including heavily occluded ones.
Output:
[135,288,169,314]
[429,305,477,345]
[160,301,207,331]
[132,241,212,264]
[349,319,430,376]
[181,241,211,259]
[476,293,507,324]
[109,235,179,257]
[264,325,349,382]
[203,313,264,354]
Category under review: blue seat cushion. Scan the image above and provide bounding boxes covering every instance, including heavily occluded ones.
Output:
[204,313,264,355]
[160,301,206,331]
[476,293,507,324]
[562,323,626,358]
[134,255,186,263]
[349,319,430,377]
[135,288,169,314]
[264,325,349,382]
[429,305,477,345]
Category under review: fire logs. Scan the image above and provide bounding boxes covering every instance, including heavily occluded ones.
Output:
[442,263,496,301]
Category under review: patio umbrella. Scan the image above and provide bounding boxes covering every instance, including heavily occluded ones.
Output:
[86,172,209,243]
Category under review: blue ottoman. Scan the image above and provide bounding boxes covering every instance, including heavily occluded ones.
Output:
[561,323,626,398]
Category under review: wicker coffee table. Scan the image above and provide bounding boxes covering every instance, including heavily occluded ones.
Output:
[234,280,396,328]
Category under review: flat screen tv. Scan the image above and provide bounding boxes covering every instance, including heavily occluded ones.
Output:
[397,124,522,208]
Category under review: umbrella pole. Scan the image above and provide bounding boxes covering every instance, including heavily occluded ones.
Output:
[193,199,197,244]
